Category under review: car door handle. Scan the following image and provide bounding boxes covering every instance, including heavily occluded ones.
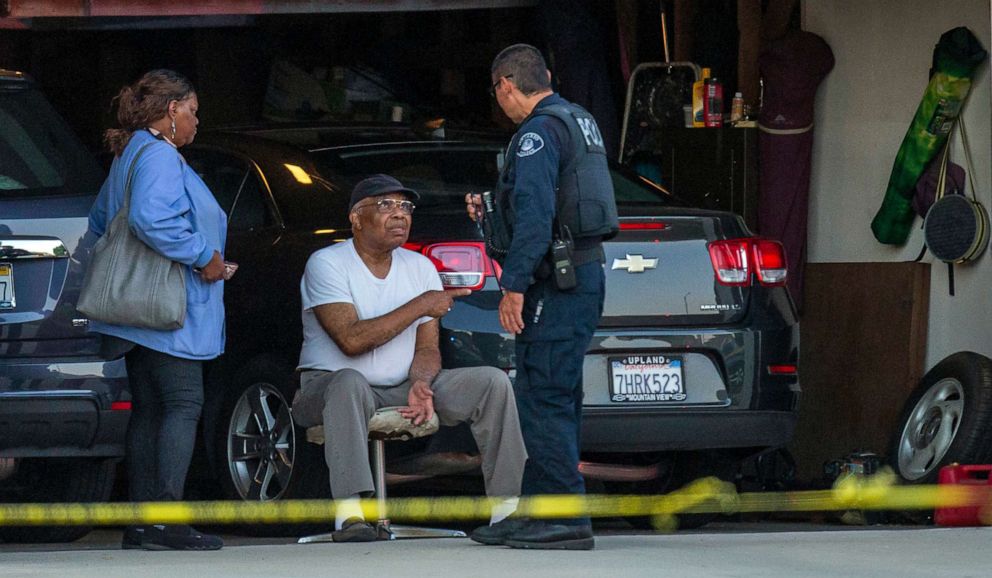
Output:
[0,238,69,260]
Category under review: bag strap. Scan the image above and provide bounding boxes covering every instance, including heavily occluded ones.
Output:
[958,120,979,203]
[935,134,950,202]
[957,119,987,273]
[923,118,981,295]
[120,141,156,213]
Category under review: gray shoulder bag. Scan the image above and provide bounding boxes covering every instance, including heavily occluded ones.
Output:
[78,142,187,330]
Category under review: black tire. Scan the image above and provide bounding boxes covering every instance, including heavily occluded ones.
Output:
[0,458,116,543]
[890,352,992,484]
[214,357,328,536]
[606,450,739,531]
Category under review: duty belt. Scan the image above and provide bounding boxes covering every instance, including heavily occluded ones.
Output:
[572,243,605,266]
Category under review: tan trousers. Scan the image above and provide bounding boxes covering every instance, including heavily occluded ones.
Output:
[293,366,527,500]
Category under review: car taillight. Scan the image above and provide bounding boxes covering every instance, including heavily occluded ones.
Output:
[110,401,132,411]
[707,238,787,287]
[767,364,798,375]
[751,239,788,286]
[620,221,667,230]
[406,242,498,291]
[708,240,750,286]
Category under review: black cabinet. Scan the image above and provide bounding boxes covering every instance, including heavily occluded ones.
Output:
[624,127,759,231]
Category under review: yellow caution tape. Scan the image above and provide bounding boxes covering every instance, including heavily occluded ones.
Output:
[1,472,990,528]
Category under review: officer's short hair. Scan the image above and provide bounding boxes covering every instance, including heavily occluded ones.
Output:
[491,44,551,96]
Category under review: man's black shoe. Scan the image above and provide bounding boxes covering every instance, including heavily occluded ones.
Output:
[504,522,594,550]
[121,525,146,550]
[139,524,223,551]
[331,517,378,542]
[469,518,531,545]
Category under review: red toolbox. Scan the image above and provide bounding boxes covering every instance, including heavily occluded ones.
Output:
[934,464,992,526]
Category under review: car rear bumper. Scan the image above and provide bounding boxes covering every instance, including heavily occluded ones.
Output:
[580,408,798,452]
[0,356,129,458]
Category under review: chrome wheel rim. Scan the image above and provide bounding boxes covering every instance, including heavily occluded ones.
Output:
[227,383,296,500]
[897,378,964,481]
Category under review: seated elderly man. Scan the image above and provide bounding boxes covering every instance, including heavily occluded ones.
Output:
[292,174,527,542]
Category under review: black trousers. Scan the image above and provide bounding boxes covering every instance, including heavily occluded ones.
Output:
[124,346,205,502]
[514,261,605,526]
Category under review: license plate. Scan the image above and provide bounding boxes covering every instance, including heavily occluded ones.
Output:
[609,355,686,402]
[0,262,13,309]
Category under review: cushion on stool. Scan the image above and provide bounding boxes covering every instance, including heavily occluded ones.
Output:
[303,407,439,445]
[368,406,439,441]
[305,425,325,444]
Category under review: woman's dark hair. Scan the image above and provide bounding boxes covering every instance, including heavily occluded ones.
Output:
[104,69,195,155]
[491,44,551,96]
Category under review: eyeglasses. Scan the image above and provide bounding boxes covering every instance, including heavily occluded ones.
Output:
[489,74,513,97]
[355,198,416,215]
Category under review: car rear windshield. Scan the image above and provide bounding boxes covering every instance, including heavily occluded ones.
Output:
[0,84,103,199]
[312,143,677,210]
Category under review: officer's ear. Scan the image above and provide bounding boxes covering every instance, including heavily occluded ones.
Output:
[546,69,551,84]
[349,210,362,230]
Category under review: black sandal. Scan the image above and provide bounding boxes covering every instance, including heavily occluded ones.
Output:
[331,517,378,542]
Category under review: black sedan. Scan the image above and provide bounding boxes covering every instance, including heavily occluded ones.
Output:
[183,122,800,528]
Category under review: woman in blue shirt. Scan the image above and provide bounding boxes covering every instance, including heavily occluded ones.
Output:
[88,69,227,551]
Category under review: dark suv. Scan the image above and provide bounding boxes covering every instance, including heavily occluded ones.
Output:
[0,70,129,543]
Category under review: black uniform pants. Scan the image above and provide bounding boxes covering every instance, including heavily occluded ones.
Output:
[514,260,604,526]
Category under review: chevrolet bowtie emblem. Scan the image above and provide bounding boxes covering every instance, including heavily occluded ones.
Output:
[611,254,658,273]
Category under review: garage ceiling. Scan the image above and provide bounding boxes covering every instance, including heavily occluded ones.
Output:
[2,0,536,18]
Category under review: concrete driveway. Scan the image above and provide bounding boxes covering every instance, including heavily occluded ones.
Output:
[2,523,989,578]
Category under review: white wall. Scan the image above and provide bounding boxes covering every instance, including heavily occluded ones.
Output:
[803,0,992,369]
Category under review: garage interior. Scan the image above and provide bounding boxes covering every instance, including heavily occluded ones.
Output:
[2,0,990,508]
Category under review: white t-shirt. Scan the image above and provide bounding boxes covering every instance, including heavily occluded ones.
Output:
[298,239,442,386]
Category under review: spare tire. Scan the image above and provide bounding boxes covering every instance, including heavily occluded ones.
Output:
[890,352,992,484]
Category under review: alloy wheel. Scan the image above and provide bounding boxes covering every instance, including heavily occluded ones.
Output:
[227,383,296,500]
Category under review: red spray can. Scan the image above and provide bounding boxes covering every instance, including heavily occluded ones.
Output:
[704,77,723,127]
[934,463,992,526]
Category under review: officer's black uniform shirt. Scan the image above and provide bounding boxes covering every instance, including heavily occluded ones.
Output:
[499,93,572,294]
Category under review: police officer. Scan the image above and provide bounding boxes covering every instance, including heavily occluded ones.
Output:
[466,44,618,551]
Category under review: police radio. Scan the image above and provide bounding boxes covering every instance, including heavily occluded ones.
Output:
[550,237,577,290]
[479,191,509,261]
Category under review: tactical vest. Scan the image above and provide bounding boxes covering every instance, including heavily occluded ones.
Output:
[497,101,620,243]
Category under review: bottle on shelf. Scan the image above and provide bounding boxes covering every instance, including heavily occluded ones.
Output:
[730,92,744,124]
[703,77,723,127]
[692,67,711,128]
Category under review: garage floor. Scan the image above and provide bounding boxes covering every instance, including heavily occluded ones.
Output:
[2,521,986,578]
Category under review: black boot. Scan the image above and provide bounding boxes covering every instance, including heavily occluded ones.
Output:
[504,521,594,550]
[470,518,532,545]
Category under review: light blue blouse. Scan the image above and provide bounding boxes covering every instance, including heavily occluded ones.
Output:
[88,129,227,360]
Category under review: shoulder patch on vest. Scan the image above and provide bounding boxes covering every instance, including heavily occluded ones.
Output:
[516,132,545,157]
